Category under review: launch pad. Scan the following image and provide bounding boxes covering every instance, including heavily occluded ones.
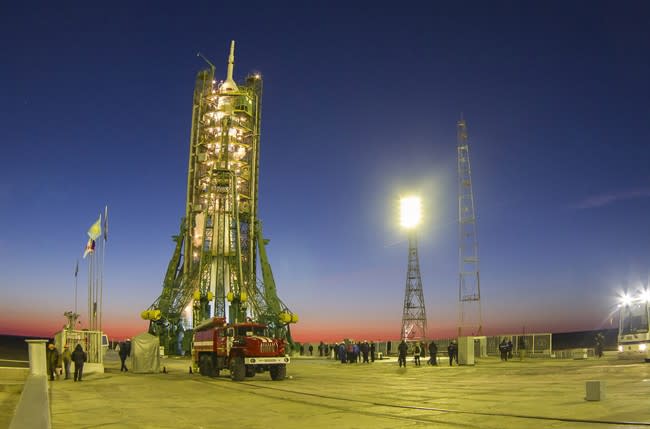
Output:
[48,352,650,428]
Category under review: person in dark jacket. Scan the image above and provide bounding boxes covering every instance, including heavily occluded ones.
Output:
[595,332,605,358]
[119,340,130,372]
[71,344,87,382]
[398,340,408,367]
[370,342,376,362]
[46,343,59,381]
[428,341,438,365]
[447,341,458,366]
[338,343,347,364]
[361,341,370,363]
[499,339,509,361]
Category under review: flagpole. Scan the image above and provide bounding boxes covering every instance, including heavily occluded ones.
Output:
[97,234,106,331]
[74,260,78,315]
[100,205,107,336]
[100,223,105,333]
[94,245,99,331]
[88,254,92,330]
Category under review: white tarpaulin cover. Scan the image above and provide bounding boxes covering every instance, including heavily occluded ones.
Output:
[130,332,160,373]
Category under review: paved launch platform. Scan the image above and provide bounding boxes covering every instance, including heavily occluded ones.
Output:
[49,352,650,428]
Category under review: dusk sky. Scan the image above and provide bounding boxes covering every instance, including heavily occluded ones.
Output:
[1,2,649,342]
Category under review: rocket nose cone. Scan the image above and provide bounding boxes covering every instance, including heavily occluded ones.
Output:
[220,80,238,92]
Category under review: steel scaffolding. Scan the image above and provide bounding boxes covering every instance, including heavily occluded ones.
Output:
[401,231,427,341]
[457,116,483,336]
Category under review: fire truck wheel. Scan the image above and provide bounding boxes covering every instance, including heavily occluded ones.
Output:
[245,365,256,377]
[199,355,208,376]
[230,358,245,381]
[206,357,218,377]
[270,364,286,381]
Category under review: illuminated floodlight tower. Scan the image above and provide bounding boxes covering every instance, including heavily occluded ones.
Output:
[457,116,483,336]
[400,196,428,341]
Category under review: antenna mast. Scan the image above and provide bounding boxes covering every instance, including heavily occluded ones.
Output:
[457,116,483,337]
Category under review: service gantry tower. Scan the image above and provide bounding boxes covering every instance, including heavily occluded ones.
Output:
[184,41,261,325]
[457,116,483,336]
[144,41,296,353]
[400,197,427,342]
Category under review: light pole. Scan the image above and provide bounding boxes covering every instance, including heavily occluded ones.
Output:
[399,196,427,342]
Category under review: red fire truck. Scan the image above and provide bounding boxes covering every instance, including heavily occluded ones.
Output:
[192,317,290,381]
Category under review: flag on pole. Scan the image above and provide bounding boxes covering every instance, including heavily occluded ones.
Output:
[74,260,79,277]
[83,238,96,258]
[103,206,108,242]
[88,215,102,240]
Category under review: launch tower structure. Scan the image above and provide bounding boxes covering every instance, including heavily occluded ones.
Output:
[144,41,296,353]
[457,116,483,336]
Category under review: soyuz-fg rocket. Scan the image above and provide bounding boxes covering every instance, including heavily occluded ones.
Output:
[184,41,263,325]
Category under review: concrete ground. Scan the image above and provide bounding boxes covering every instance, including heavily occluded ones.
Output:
[0,367,28,429]
[48,352,650,429]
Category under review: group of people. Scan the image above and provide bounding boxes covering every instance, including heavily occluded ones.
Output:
[332,341,377,363]
[397,340,459,367]
[46,342,87,382]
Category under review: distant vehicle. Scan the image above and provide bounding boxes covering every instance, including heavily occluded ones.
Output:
[617,291,650,362]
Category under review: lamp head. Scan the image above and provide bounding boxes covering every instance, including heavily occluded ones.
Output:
[400,196,422,229]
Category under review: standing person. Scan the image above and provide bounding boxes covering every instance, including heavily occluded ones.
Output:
[507,340,513,360]
[353,342,360,363]
[61,345,72,379]
[428,341,438,365]
[447,341,458,366]
[338,343,347,364]
[499,339,509,361]
[119,340,130,372]
[398,340,408,368]
[413,344,421,366]
[370,342,376,362]
[361,341,369,363]
[595,332,605,358]
[71,344,87,382]
[46,343,59,381]
[308,344,313,356]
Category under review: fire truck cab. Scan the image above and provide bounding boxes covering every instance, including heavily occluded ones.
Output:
[192,317,290,381]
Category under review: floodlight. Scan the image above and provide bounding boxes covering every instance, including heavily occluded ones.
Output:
[620,293,632,307]
[640,289,650,303]
[400,196,422,229]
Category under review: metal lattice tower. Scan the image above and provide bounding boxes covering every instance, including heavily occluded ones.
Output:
[401,231,427,341]
[457,116,483,336]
